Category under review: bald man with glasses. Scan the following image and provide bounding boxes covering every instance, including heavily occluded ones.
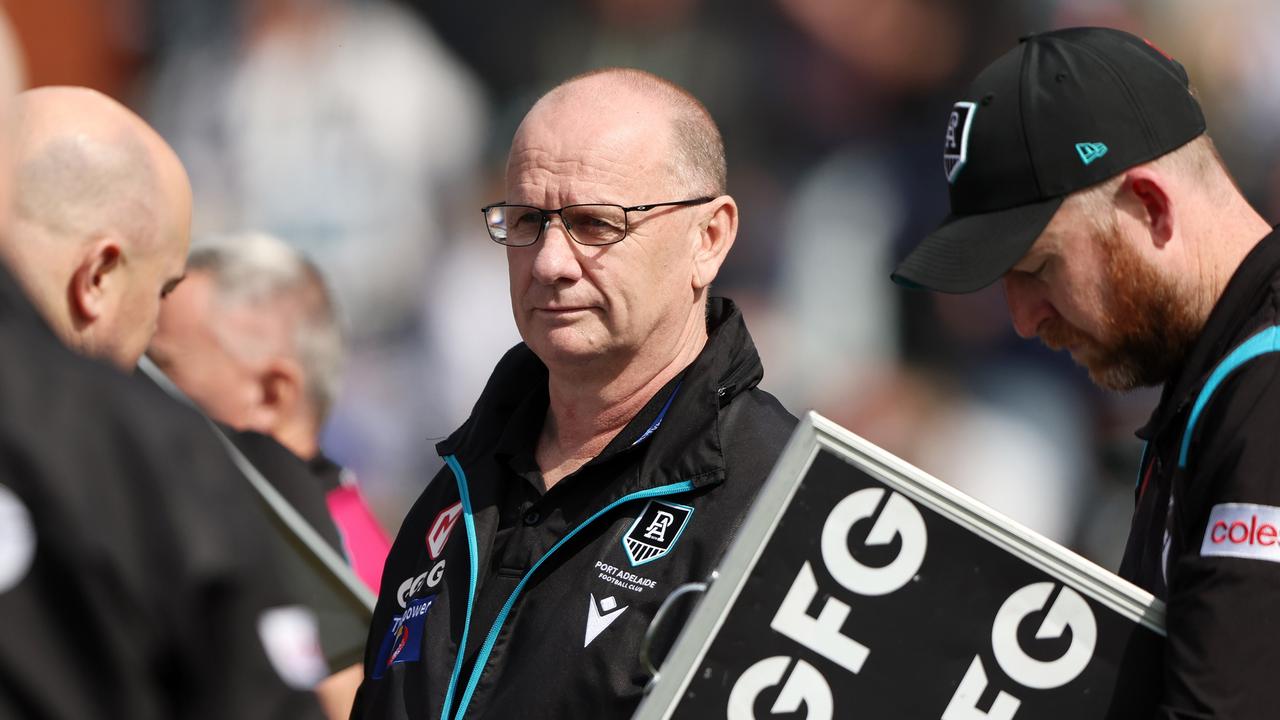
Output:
[352,68,796,719]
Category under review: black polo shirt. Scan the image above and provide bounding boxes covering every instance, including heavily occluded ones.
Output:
[466,372,686,662]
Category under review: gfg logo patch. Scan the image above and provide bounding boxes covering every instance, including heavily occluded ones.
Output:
[622,500,693,566]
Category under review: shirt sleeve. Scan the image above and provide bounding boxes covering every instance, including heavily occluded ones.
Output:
[1159,354,1280,718]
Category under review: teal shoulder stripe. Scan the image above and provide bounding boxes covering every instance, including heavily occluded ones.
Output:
[1179,326,1280,468]
[440,455,480,720]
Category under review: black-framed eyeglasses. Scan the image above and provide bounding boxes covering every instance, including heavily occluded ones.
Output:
[481,197,715,247]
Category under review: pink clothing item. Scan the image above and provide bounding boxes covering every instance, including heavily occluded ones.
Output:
[325,484,391,593]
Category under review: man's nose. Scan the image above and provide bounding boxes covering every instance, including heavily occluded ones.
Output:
[1003,274,1055,339]
[529,216,583,285]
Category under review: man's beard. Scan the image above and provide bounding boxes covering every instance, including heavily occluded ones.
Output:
[1038,224,1204,391]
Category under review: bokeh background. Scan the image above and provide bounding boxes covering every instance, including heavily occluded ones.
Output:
[11,0,1280,571]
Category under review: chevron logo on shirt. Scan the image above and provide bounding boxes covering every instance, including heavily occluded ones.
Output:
[584,594,628,647]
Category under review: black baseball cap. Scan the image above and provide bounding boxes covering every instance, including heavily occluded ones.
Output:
[892,27,1206,293]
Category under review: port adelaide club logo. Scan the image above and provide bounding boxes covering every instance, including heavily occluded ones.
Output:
[943,100,976,184]
[622,500,693,566]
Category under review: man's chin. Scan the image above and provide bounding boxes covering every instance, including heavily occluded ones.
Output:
[524,329,610,369]
[1079,352,1154,392]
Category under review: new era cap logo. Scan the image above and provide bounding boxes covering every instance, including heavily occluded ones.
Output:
[584,594,628,647]
[425,502,462,559]
[622,500,693,566]
[942,101,977,184]
[1075,142,1108,165]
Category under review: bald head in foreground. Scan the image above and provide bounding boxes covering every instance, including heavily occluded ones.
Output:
[0,86,192,370]
[351,69,796,720]
[0,17,22,226]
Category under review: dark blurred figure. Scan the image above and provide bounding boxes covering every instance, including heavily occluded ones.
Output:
[150,231,393,720]
[0,14,325,719]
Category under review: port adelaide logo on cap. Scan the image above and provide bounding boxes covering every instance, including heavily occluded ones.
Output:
[622,500,693,566]
[943,101,977,184]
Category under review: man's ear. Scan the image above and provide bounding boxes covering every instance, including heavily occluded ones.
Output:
[68,238,122,324]
[247,357,305,435]
[1121,167,1174,249]
[691,195,738,292]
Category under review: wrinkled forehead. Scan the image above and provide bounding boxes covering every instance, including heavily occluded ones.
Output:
[505,95,675,206]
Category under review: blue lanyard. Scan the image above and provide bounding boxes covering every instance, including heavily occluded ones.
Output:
[630,380,682,447]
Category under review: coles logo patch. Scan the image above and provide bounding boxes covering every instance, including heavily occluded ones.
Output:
[622,500,693,566]
[1201,503,1280,563]
[371,595,435,679]
[426,502,462,559]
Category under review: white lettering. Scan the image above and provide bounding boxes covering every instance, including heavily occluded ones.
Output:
[991,583,1096,690]
[942,582,1099,716]
[396,560,447,608]
[821,489,927,597]
[426,560,446,587]
[770,562,870,674]
[941,657,1020,720]
[946,111,960,149]
[727,656,832,720]
[645,511,675,542]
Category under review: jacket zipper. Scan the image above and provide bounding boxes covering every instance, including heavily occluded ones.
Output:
[439,455,481,720]
[438,453,693,720]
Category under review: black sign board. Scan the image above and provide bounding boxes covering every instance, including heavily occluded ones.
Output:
[634,413,1164,720]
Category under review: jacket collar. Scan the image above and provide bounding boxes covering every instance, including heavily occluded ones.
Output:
[437,297,766,495]
[1138,227,1280,440]
[0,262,56,337]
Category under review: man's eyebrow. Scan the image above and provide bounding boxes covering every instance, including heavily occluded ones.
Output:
[161,274,186,297]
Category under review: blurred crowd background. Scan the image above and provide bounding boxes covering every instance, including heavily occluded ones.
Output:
[11,0,1280,570]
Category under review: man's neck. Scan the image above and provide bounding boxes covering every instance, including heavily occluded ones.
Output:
[536,308,708,490]
[275,423,319,462]
[1191,202,1273,323]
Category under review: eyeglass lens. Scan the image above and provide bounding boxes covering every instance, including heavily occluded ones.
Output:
[485,205,627,246]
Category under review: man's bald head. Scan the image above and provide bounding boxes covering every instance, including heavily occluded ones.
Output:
[3,87,193,369]
[502,68,739,377]
[515,68,727,197]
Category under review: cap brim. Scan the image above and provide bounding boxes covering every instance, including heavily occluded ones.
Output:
[891,195,1065,293]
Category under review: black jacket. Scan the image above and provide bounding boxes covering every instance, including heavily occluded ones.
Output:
[0,266,323,718]
[353,298,796,719]
[1120,228,1280,719]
